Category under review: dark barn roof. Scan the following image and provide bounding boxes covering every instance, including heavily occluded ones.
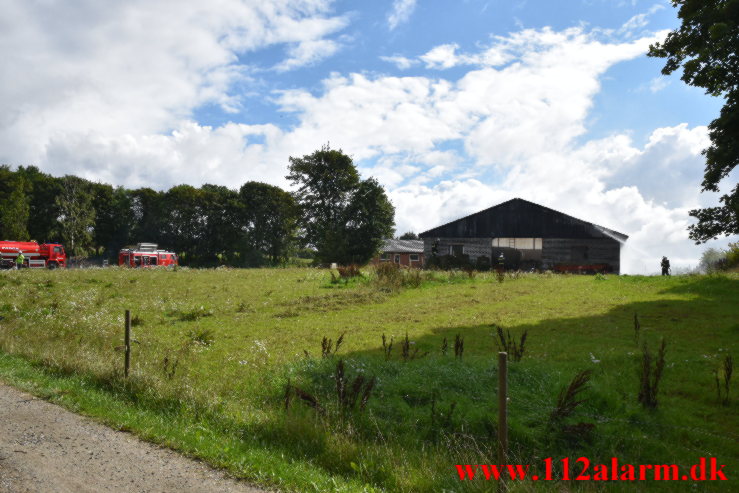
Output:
[419,198,628,241]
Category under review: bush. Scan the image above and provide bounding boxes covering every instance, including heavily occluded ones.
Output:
[725,242,739,270]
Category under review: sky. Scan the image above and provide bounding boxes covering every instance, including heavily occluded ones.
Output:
[1,0,736,273]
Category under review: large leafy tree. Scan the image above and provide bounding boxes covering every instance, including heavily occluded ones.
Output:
[287,145,395,264]
[159,185,204,263]
[129,187,163,244]
[648,0,739,242]
[54,175,96,256]
[343,178,395,263]
[92,184,135,257]
[15,166,61,243]
[238,182,298,265]
[0,167,30,240]
[200,184,241,264]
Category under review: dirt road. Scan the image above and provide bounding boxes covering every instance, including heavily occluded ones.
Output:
[0,382,266,493]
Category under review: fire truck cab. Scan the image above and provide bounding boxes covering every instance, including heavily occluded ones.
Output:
[118,243,178,267]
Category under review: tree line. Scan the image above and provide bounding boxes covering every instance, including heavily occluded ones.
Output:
[0,146,395,266]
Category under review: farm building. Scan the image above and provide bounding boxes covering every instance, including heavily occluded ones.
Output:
[370,239,424,267]
[419,198,627,273]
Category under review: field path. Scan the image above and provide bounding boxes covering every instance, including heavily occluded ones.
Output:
[0,382,266,493]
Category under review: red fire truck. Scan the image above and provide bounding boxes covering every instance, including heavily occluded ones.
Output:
[0,241,67,269]
[118,243,178,267]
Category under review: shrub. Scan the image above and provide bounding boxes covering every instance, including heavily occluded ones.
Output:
[550,369,592,422]
[187,327,215,347]
[494,325,527,362]
[400,332,427,361]
[337,264,362,279]
[699,247,727,273]
[321,332,345,358]
[334,359,376,414]
[715,354,733,405]
[638,338,666,408]
[454,334,464,359]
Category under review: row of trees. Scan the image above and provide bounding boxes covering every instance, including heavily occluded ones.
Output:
[0,146,395,266]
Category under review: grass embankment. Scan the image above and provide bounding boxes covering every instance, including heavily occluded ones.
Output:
[0,268,737,492]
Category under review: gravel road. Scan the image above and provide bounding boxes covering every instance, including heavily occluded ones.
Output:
[0,382,267,493]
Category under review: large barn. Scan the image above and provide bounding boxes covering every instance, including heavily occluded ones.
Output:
[419,198,628,273]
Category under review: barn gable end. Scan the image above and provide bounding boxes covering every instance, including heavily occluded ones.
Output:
[419,198,627,273]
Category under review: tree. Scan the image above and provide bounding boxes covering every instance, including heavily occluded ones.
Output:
[16,166,62,243]
[648,0,739,242]
[55,175,96,256]
[398,232,419,240]
[129,187,163,244]
[92,184,134,257]
[0,169,30,240]
[238,182,298,265]
[287,145,395,264]
[159,185,204,263]
[200,184,241,265]
[343,178,395,263]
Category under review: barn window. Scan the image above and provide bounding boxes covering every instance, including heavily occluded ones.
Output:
[492,238,542,250]
[410,254,419,261]
[394,254,400,263]
[380,253,390,261]
[450,244,464,256]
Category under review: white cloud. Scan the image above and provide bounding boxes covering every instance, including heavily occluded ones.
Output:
[379,55,419,70]
[0,0,347,166]
[647,76,670,93]
[274,38,342,72]
[0,5,734,273]
[387,0,418,31]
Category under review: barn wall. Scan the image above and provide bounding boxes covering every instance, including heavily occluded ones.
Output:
[542,238,621,273]
[423,237,622,272]
[422,237,492,263]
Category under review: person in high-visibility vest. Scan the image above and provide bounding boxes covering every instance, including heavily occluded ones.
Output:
[15,252,24,270]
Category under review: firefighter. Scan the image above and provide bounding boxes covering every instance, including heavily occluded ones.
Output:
[16,251,25,270]
[660,256,670,276]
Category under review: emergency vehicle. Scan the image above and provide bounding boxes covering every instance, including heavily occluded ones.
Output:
[118,243,178,267]
[0,241,67,269]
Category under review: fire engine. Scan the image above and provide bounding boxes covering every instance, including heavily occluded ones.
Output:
[118,243,178,267]
[0,241,67,269]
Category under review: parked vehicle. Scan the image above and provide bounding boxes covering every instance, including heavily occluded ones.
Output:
[118,243,178,267]
[0,241,67,269]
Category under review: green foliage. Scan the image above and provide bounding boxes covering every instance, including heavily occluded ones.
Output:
[700,246,727,273]
[0,169,30,240]
[54,175,96,256]
[648,0,739,241]
[287,145,395,265]
[186,327,215,347]
[397,231,418,240]
[238,182,298,265]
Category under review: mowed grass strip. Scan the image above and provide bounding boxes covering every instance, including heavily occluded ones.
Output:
[0,267,737,492]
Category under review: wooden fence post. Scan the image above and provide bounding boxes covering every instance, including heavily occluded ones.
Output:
[498,351,508,491]
[124,310,131,378]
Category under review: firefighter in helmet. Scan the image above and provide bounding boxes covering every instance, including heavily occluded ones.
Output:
[660,256,670,276]
[15,250,25,270]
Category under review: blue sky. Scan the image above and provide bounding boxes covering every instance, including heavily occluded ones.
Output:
[0,0,736,272]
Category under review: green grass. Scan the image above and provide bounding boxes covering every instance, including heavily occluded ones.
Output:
[0,267,737,492]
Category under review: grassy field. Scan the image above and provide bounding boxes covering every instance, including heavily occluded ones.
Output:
[0,267,737,492]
